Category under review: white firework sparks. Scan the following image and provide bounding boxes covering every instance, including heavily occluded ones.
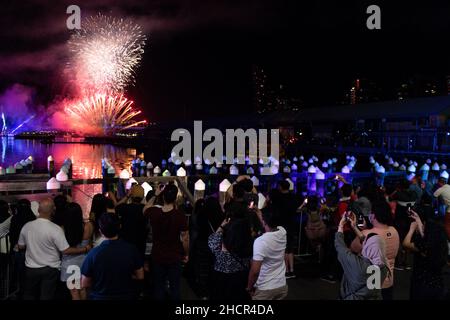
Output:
[65,93,147,135]
[68,14,147,94]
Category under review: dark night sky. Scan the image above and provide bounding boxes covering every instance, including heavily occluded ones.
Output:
[1,0,450,122]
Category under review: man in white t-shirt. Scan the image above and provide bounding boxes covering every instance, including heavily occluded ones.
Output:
[247,206,288,300]
[18,198,90,300]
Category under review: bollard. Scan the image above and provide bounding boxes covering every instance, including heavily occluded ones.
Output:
[47,155,55,177]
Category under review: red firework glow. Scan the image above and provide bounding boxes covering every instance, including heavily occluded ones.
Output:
[63,93,146,136]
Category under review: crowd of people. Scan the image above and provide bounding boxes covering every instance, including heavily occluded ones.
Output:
[0,170,449,301]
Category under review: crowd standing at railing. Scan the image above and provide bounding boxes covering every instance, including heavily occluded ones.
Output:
[0,152,450,301]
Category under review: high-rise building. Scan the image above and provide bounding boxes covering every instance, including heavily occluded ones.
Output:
[345,78,380,105]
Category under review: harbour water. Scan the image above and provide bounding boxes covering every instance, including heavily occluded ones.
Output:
[0,138,137,179]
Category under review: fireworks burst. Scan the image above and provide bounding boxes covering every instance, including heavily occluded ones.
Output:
[68,14,147,94]
[65,93,147,135]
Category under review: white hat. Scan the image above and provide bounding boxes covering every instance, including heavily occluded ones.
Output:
[162,169,171,177]
[322,161,329,168]
[388,158,394,165]
[420,164,430,171]
[47,155,54,162]
[407,173,416,181]
[399,164,406,171]
[125,178,138,190]
[283,166,291,173]
[327,159,333,165]
[14,162,23,170]
[229,165,239,175]
[285,159,291,165]
[293,157,298,162]
[302,161,308,167]
[56,170,68,182]
[291,164,298,171]
[432,163,440,171]
[393,162,399,168]
[204,158,212,165]
[307,165,316,174]
[119,169,130,179]
[440,171,449,179]
[341,166,350,174]
[46,177,61,190]
[369,158,375,164]
[184,159,192,166]
[195,164,203,171]
[441,164,447,170]
[174,159,182,165]
[246,167,255,175]
[332,158,338,163]
[308,158,314,164]
[426,159,431,164]
[147,162,153,169]
[299,156,304,161]
[407,165,416,173]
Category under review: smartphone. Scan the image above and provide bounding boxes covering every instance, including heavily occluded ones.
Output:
[357,215,365,228]
[406,203,412,216]
[335,175,339,180]
[248,201,255,209]
[304,198,308,204]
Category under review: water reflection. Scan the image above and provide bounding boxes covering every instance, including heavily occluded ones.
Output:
[0,138,136,179]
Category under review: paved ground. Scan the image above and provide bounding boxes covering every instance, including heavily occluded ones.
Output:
[181,255,450,300]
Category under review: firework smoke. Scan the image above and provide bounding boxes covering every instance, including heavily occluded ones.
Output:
[67,14,147,94]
